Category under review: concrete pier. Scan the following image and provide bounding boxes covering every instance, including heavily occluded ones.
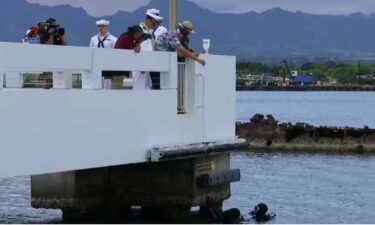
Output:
[31,153,237,222]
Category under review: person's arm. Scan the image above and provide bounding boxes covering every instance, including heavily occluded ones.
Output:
[176,47,206,66]
[44,28,55,45]
[40,34,54,45]
[60,36,67,46]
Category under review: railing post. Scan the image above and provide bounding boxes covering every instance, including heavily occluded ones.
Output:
[82,49,102,90]
[0,70,4,90]
[4,72,24,88]
[160,53,177,90]
[53,72,72,89]
[177,62,186,114]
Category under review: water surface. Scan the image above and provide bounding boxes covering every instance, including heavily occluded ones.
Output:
[1,91,375,223]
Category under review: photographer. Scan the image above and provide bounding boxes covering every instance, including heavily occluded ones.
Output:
[37,18,66,45]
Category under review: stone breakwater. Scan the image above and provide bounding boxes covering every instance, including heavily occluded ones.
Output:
[236,114,375,153]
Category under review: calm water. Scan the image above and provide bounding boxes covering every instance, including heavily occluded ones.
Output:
[236,91,375,128]
[1,91,375,224]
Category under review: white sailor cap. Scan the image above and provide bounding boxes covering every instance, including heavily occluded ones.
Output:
[146,8,163,22]
[96,20,110,26]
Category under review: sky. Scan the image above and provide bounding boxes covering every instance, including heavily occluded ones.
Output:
[26,0,375,17]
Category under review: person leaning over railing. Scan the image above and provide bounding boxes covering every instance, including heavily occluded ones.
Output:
[130,9,165,90]
[115,25,146,53]
[154,20,206,66]
[113,25,147,89]
[140,8,168,90]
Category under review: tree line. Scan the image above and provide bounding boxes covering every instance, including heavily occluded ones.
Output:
[237,61,375,85]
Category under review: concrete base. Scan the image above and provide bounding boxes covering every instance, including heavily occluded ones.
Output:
[31,153,233,222]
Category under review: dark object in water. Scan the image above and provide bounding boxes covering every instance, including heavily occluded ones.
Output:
[250,203,276,222]
[222,208,242,224]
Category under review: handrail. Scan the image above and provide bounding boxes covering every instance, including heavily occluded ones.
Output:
[0,42,177,90]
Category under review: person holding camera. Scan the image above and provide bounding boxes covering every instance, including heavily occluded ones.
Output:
[37,18,66,45]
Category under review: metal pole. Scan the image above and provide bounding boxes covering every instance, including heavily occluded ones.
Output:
[169,0,178,30]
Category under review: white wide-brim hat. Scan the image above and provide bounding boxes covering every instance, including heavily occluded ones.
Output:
[96,20,110,26]
[146,9,163,22]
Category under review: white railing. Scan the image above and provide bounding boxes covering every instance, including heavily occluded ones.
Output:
[0,44,238,178]
[0,42,178,90]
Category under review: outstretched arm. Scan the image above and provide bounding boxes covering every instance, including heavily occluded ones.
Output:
[176,47,206,66]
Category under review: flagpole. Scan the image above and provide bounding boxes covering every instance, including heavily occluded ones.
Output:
[169,0,178,30]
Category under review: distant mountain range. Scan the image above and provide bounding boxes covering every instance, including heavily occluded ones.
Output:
[2,0,375,60]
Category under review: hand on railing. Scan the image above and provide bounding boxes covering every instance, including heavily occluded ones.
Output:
[134,45,141,53]
[197,58,206,66]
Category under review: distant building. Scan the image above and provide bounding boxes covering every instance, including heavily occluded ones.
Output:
[292,75,317,86]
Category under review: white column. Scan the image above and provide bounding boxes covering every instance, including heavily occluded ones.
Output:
[102,77,112,90]
[0,70,4,90]
[53,71,72,89]
[5,72,24,88]
[160,53,178,90]
[82,50,103,90]
[82,68,102,89]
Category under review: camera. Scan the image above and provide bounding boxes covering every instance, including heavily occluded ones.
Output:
[37,18,65,45]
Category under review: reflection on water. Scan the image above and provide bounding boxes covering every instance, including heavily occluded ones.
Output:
[225,152,375,224]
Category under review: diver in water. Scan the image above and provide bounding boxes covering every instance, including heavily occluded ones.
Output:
[250,203,276,223]
[222,208,243,224]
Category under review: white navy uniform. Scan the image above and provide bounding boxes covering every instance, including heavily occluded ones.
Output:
[90,33,117,49]
[132,10,167,90]
[132,23,153,90]
[131,26,167,90]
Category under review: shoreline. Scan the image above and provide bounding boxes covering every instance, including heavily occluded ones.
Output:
[236,114,375,154]
[236,86,375,91]
[242,141,375,154]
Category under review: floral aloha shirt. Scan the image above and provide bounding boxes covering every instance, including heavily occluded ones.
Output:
[154,31,182,52]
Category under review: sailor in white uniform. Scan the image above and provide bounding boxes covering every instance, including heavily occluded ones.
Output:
[149,9,168,40]
[147,9,167,90]
[90,20,118,89]
[90,20,117,49]
[132,9,166,90]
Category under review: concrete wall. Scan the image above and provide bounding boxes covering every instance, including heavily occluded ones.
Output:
[0,42,236,178]
[31,154,231,210]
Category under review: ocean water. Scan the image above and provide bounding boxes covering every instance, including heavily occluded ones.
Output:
[1,91,375,224]
[236,91,375,128]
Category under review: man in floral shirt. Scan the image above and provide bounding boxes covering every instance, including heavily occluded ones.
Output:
[155,21,205,66]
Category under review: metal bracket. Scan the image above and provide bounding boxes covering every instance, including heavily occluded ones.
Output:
[197,169,241,188]
[148,148,165,162]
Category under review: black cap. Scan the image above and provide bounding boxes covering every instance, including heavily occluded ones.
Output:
[128,25,144,34]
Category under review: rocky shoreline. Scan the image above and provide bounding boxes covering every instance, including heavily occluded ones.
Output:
[236,114,375,153]
[236,86,375,92]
